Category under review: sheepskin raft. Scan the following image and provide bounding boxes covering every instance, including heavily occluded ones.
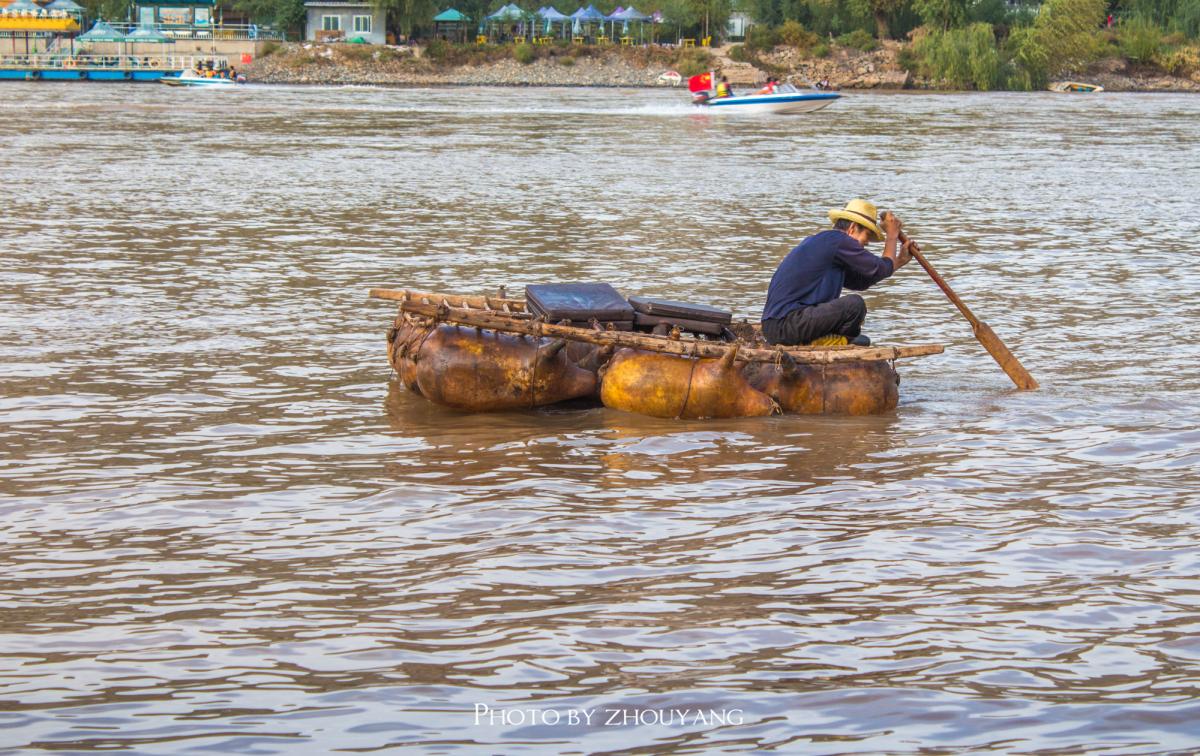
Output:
[373,288,943,419]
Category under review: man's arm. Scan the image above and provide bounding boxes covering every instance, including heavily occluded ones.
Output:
[880,211,913,270]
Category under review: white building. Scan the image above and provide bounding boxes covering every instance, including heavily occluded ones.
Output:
[304,0,385,44]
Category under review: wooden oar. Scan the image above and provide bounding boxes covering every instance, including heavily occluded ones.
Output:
[884,214,1038,391]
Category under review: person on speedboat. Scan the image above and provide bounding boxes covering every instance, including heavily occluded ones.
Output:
[760,199,915,347]
[755,76,778,94]
[715,75,733,97]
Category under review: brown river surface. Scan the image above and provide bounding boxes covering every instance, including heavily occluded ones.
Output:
[2,83,1200,754]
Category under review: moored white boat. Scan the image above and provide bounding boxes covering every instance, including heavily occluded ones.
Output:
[691,83,840,114]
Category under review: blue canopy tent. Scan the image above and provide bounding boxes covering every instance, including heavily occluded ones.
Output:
[609,6,649,42]
[570,5,606,41]
[485,3,534,41]
[536,6,570,38]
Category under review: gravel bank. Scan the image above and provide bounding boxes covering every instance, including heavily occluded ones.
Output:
[243,42,1200,92]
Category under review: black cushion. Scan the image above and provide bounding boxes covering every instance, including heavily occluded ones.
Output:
[627,295,732,324]
[526,283,634,323]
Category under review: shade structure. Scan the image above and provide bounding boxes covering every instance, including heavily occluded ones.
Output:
[45,0,85,12]
[609,5,649,39]
[125,25,172,43]
[432,8,469,22]
[571,3,605,37]
[77,19,127,42]
[537,5,569,36]
[485,3,529,22]
[5,0,42,11]
[611,5,649,20]
[433,8,470,41]
[573,4,606,21]
[484,3,534,40]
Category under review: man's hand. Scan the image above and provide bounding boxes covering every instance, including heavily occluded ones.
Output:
[881,211,902,237]
[879,210,906,270]
[898,239,917,268]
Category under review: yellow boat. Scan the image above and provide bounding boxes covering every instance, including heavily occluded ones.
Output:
[1049,81,1104,93]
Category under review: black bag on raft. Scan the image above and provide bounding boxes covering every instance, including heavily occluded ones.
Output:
[525,283,635,330]
[628,295,732,336]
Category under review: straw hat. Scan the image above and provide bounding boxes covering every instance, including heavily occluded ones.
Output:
[828,199,884,242]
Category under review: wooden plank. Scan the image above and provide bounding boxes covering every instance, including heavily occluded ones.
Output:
[369,288,528,312]
[397,301,943,365]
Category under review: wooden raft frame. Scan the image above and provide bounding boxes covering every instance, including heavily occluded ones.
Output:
[370,289,943,366]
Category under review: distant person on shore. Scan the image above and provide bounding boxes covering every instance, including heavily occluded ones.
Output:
[760,199,914,347]
[716,75,733,98]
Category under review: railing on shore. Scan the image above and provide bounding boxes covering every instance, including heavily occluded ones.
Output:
[109,22,283,41]
[0,53,229,70]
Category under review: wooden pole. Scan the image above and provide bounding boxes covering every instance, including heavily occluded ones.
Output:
[369,288,527,312]
[887,218,1039,390]
[393,300,943,365]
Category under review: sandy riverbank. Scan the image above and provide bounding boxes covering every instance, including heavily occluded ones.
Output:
[241,41,1200,92]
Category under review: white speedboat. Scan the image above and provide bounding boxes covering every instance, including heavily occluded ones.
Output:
[693,83,839,114]
[161,69,244,87]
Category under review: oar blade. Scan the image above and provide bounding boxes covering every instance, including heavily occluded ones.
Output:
[973,321,1039,390]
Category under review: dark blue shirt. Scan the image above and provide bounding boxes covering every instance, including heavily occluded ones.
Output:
[761,229,895,321]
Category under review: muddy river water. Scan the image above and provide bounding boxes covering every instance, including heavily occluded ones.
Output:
[2,83,1199,753]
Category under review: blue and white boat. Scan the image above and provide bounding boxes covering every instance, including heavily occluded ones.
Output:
[161,68,244,87]
[693,83,840,115]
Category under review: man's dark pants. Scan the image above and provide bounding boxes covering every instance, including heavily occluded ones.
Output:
[761,294,866,345]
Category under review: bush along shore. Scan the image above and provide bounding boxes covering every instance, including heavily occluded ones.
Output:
[243,35,1200,92]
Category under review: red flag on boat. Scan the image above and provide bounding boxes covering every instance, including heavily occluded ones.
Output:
[688,72,713,92]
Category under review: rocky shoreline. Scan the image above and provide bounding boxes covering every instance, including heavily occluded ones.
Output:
[243,42,1200,92]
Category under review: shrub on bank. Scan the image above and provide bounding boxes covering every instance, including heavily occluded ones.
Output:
[513,43,535,64]
[838,28,879,51]
[1155,42,1200,72]
[779,20,819,51]
[1119,16,1165,62]
[672,47,715,76]
[1176,0,1200,37]
[744,25,780,52]
[339,44,376,61]
[909,0,1107,90]
[913,22,1004,89]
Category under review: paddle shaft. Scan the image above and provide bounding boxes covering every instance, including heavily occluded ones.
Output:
[897,231,979,324]
[891,223,1039,391]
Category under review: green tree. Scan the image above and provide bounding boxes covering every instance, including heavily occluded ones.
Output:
[376,0,439,38]
[80,0,132,22]
[913,0,969,29]
[1006,0,1105,87]
[848,0,909,38]
[234,0,305,34]
[688,0,732,40]
[913,22,1002,87]
[803,0,862,34]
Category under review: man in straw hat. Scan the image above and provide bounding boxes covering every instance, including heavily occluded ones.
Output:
[761,199,914,347]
